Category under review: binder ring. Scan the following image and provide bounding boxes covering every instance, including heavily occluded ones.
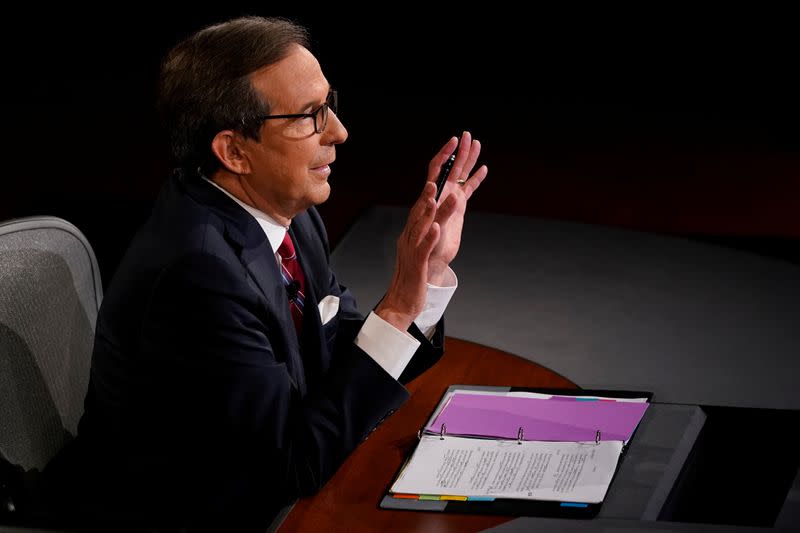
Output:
[595,430,601,444]
[440,424,447,440]
[517,426,524,445]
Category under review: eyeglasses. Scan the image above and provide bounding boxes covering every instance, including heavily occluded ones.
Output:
[257,89,338,134]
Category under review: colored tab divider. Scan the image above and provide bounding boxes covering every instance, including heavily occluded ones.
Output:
[560,502,589,508]
[391,493,495,502]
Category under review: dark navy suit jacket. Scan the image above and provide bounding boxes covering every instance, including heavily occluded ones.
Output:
[46,169,443,530]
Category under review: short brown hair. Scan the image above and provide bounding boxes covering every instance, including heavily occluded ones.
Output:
[157,16,309,174]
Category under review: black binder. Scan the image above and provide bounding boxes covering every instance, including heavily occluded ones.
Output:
[379,384,653,519]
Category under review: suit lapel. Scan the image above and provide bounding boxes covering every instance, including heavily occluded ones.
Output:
[177,170,307,395]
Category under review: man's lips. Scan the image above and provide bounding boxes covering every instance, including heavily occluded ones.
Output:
[310,163,332,178]
[311,160,334,170]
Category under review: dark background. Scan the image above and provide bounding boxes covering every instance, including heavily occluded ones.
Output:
[5,7,799,286]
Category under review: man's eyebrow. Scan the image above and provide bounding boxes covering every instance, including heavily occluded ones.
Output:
[298,85,332,112]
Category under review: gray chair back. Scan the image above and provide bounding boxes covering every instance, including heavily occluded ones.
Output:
[0,217,102,471]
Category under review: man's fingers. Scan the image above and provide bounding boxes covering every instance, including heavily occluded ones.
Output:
[462,164,489,199]
[408,181,436,221]
[447,131,472,183]
[407,193,437,246]
[418,198,438,245]
[457,139,482,182]
[427,136,459,182]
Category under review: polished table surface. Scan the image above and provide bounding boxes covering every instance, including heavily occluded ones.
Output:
[279,337,577,532]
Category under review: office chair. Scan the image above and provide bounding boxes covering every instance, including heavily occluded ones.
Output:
[0,216,102,528]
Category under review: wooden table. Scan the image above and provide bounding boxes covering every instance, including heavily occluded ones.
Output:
[279,337,577,532]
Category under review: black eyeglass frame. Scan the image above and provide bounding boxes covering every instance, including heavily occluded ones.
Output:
[256,89,338,134]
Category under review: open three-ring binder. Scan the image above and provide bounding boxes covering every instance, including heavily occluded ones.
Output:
[380,385,653,518]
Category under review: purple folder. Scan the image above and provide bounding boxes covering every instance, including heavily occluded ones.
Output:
[426,393,649,442]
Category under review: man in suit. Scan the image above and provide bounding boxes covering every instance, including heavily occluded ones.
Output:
[44,16,487,530]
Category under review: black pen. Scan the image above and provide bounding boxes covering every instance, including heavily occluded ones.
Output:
[434,152,456,202]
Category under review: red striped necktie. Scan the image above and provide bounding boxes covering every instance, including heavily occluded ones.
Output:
[278,232,306,334]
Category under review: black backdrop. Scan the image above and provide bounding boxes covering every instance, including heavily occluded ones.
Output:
[5,7,799,285]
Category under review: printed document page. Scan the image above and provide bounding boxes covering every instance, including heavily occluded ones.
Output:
[392,435,623,503]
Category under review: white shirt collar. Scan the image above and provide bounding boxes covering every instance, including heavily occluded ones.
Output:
[202,177,287,255]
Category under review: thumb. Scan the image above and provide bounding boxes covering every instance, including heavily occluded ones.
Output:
[436,194,458,226]
[423,221,441,256]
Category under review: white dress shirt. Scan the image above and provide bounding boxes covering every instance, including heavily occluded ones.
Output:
[204,178,457,380]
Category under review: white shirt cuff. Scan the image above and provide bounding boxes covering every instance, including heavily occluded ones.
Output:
[355,311,420,380]
[415,267,458,339]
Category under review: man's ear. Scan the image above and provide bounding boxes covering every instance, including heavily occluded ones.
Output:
[211,130,252,174]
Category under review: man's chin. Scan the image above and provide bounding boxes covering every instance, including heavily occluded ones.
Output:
[308,182,331,207]
[318,184,332,204]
